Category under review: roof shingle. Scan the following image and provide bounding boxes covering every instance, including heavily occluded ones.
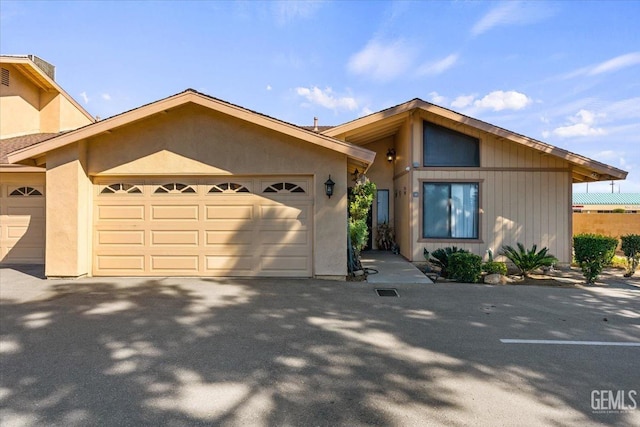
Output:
[1,133,59,164]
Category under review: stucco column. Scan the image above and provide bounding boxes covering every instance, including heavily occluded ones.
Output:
[45,141,91,277]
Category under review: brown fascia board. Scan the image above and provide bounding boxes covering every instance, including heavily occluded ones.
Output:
[8,89,376,166]
[0,56,95,124]
[324,98,627,181]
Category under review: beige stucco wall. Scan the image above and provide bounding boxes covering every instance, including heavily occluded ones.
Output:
[0,63,93,138]
[410,110,573,265]
[45,141,92,277]
[46,103,349,278]
[0,64,40,138]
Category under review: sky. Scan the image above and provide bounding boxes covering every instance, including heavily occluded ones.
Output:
[1,0,639,193]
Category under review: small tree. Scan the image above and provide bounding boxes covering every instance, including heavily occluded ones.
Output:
[348,177,376,263]
[621,234,640,278]
[573,234,618,284]
[500,243,558,278]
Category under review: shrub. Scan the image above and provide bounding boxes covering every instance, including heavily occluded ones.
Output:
[573,234,618,284]
[429,247,469,278]
[348,179,376,258]
[500,243,558,277]
[612,208,625,213]
[482,261,507,276]
[620,234,640,278]
[449,252,483,283]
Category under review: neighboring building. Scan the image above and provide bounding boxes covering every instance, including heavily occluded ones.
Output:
[573,193,640,213]
[572,193,640,242]
[0,55,94,264]
[2,58,628,278]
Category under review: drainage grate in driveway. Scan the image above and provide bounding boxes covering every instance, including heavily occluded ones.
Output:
[376,288,399,297]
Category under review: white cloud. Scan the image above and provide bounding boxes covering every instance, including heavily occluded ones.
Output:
[417,53,459,76]
[451,95,476,109]
[473,90,532,111]
[562,52,640,79]
[428,91,447,105]
[471,1,553,36]
[347,39,416,82]
[79,91,89,104]
[548,109,606,138]
[272,0,323,25]
[295,86,358,112]
[101,93,111,101]
[588,52,640,75]
[360,106,374,117]
[266,85,272,91]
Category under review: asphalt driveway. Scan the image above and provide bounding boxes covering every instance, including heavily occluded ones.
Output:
[1,267,639,426]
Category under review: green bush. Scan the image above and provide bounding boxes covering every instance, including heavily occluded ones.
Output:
[348,179,376,258]
[429,247,469,278]
[621,234,640,278]
[573,234,618,284]
[500,243,558,277]
[449,252,483,283]
[482,261,507,276]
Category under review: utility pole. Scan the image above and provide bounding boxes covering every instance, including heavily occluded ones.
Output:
[610,180,615,193]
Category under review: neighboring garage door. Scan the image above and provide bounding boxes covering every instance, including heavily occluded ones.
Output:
[93,177,313,277]
[0,178,46,264]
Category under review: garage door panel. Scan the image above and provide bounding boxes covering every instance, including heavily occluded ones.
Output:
[206,205,254,220]
[150,230,199,246]
[151,255,199,271]
[260,229,308,245]
[7,224,45,242]
[97,255,145,271]
[97,230,145,245]
[261,256,308,271]
[260,205,307,220]
[6,206,45,217]
[98,205,145,220]
[151,205,199,220]
[206,230,253,245]
[205,255,255,271]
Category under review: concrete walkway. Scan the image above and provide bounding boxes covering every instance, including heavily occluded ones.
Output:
[360,251,433,284]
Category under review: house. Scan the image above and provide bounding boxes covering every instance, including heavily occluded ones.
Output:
[573,193,640,242]
[322,99,627,266]
[2,56,628,279]
[0,55,94,265]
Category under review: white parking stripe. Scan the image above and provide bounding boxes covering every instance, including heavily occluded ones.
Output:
[500,339,640,346]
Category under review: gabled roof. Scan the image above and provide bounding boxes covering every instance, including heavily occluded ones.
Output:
[0,55,95,124]
[323,98,627,183]
[573,193,640,205]
[7,89,376,168]
[1,133,59,164]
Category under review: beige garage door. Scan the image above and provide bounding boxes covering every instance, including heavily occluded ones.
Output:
[93,177,313,277]
[0,174,46,264]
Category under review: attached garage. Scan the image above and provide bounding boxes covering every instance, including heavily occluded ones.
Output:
[93,177,313,277]
[0,173,46,265]
[6,90,375,279]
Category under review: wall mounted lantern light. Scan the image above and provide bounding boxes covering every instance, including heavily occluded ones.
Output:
[386,148,396,162]
[324,175,335,198]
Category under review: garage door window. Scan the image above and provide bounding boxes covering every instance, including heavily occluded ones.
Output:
[264,182,305,193]
[9,186,42,196]
[154,183,196,194]
[208,183,251,193]
[100,183,142,194]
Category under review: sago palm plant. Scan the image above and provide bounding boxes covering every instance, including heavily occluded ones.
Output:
[500,243,558,278]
